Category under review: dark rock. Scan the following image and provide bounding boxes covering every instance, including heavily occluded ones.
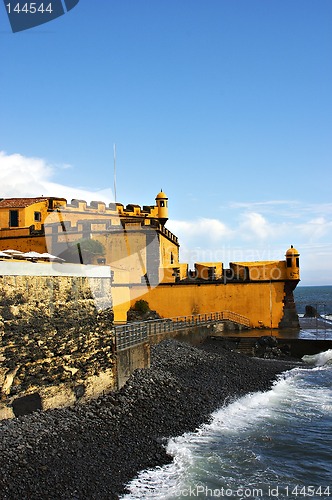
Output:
[127,308,161,322]
[304,305,320,318]
[257,335,278,347]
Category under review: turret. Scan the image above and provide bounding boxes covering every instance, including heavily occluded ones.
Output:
[285,245,300,280]
[155,190,168,226]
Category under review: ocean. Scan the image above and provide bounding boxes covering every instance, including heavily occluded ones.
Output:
[122,286,332,500]
[294,285,332,318]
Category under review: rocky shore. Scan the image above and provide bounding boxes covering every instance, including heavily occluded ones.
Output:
[0,339,301,499]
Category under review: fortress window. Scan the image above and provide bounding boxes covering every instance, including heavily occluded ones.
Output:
[287,257,292,267]
[34,211,41,222]
[9,210,19,227]
[296,257,299,267]
[160,201,165,207]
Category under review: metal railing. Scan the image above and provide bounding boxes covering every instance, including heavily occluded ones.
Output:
[115,321,149,351]
[221,310,251,328]
[115,310,250,351]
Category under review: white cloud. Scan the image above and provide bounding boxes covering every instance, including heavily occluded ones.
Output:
[230,199,332,220]
[298,217,332,241]
[299,204,332,216]
[229,200,301,219]
[238,211,274,240]
[230,200,299,209]
[0,151,114,203]
[168,217,233,243]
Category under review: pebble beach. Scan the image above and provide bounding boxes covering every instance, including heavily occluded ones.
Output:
[0,339,300,499]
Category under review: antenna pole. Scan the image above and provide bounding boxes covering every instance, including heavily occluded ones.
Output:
[113,143,117,203]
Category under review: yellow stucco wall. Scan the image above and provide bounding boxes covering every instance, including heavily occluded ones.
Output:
[91,230,178,284]
[95,231,148,283]
[195,262,223,280]
[44,208,119,229]
[159,233,179,266]
[230,261,288,281]
[159,263,188,283]
[112,286,131,323]
[129,281,286,328]
[22,201,48,229]
[0,236,48,253]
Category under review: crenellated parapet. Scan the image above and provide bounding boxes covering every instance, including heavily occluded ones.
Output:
[0,191,169,234]
[65,198,161,220]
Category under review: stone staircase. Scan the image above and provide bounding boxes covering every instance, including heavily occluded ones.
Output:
[234,338,256,356]
[209,336,256,356]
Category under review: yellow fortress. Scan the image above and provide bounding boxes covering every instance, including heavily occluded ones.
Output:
[0,191,300,328]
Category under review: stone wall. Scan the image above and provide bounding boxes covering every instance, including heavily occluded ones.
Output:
[0,275,115,419]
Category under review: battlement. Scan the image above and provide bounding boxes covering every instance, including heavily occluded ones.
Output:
[0,190,168,231]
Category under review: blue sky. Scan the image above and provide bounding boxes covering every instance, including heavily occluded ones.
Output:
[0,0,331,285]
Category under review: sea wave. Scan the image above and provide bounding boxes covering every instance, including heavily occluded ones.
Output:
[121,372,292,498]
[122,358,332,500]
[302,348,332,366]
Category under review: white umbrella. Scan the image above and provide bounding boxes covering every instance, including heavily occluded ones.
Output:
[2,249,24,255]
[21,251,42,258]
[39,253,65,261]
[0,251,11,258]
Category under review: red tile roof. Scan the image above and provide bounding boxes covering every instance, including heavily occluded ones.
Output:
[0,197,50,208]
[0,198,47,208]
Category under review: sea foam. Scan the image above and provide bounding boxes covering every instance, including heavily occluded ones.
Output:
[302,348,332,366]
